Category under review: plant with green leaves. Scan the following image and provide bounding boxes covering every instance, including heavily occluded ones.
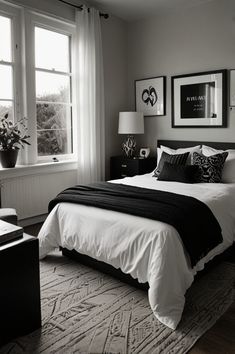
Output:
[0,114,30,151]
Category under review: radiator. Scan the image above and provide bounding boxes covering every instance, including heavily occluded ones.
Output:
[0,170,77,220]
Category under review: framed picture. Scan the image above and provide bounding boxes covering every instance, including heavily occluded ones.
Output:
[139,147,150,158]
[171,70,227,128]
[135,76,166,117]
[229,69,235,107]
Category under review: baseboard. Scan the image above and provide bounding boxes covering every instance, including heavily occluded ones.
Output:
[19,214,47,227]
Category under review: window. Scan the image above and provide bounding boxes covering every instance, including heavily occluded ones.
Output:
[0,2,76,164]
[35,27,73,157]
[0,15,14,120]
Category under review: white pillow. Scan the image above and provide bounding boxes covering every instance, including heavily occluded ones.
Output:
[202,145,235,183]
[201,145,223,156]
[156,147,163,166]
[160,145,201,164]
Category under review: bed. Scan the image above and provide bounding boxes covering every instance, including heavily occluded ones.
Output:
[38,140,235,330]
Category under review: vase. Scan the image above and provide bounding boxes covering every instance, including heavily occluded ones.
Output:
[122,135,136,157]
[0,149,18,168]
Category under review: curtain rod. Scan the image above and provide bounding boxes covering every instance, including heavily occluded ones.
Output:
[58,0,109,19]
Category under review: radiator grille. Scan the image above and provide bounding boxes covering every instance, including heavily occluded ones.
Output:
[1,171,76,220]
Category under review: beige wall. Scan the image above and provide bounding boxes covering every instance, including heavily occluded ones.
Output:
[102,16,128,177]
[127,0,235,152]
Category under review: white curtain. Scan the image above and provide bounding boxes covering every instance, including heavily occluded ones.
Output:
[75,7,105,184]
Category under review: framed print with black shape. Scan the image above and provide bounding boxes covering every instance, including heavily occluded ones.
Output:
[171,70,227,128]
[135,76,166,117]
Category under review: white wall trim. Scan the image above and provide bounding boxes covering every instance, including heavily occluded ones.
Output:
[0,160,77,179]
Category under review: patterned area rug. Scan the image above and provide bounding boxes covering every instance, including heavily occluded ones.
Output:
[1,253,234,354]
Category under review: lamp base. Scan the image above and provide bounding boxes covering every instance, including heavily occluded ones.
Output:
[122,135,136,157]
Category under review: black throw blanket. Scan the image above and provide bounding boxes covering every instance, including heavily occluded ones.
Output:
[49,182,223,267]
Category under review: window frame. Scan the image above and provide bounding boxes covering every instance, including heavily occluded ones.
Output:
[25,10,77,164]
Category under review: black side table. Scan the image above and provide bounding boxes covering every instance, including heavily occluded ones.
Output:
[110,156,156,179]
[0,234,41,346]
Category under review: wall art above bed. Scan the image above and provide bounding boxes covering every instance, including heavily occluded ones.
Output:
[135,76,166,117]
[171,69,227,128]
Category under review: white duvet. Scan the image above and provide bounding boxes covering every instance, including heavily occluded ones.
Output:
[38,174,235,329]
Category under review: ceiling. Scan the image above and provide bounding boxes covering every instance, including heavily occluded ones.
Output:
[88,0,214,22]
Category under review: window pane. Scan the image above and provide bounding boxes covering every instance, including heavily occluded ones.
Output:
[0,101,13,120]
[0,15,12,62]
[37,129,72,156]
[35,27,70,72]
[36,103,71,129]
[36,71,70,103]
[0,65,13,99]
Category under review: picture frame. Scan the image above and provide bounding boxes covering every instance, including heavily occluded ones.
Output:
[135,76,166,117]
[229,69,235,107]
[139,148,150,158]
[171,70,227,128]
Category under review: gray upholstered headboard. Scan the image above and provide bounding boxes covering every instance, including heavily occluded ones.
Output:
[157,140,235,150]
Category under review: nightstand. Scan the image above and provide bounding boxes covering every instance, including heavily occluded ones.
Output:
[110,156,156,179]
[0,234,41,346]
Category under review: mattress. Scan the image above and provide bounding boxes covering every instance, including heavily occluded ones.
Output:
[38,174,235,329]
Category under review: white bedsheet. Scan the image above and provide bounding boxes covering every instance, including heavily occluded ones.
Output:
[38,174,235,329]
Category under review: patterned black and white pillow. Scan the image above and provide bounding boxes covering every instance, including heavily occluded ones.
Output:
[153,151,189,177]
[193,152,228,183]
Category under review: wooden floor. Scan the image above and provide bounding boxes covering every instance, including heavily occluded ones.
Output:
[25,223,235,354]
[189,301,235,354]
[24,222,42,237]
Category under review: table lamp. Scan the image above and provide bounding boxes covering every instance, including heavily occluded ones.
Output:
[118,112,144,157]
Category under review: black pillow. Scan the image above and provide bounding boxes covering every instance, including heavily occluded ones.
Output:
[193,151,228,183]
[158,162,200,183]
[153,151,189,177]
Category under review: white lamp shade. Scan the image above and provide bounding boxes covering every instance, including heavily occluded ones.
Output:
[118,112,144,135]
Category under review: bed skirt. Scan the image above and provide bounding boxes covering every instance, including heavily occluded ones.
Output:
[61,243,235,285]
[61,247,149,291]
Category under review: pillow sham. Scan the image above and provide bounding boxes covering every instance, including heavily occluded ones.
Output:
[158,162,200,183]
[201,145,223,156]
[193,151,228,183]
[161,145,201,164]
[153,151,189,177]
[202,145,235,183]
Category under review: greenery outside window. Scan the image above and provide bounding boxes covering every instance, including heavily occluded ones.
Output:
[35,27,73,157]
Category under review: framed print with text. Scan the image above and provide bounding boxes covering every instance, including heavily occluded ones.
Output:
[135,76,166,117]
[171,70,227,128]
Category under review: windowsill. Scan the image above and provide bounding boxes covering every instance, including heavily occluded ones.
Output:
[0,159,77,179]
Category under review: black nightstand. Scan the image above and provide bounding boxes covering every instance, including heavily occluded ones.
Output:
[110,156,156,179]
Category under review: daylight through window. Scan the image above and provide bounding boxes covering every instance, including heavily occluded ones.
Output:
[35,27,73,157]
[0,15,14,121]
